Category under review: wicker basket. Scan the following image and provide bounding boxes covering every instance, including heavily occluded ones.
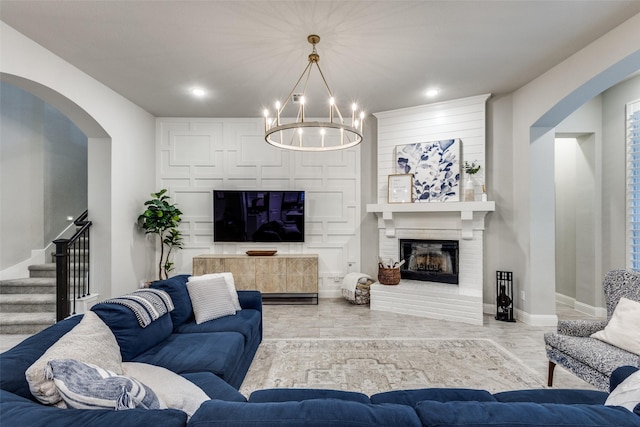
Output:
[378,266,401,285]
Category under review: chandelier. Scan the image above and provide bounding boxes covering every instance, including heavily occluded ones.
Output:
[263,35,365,151]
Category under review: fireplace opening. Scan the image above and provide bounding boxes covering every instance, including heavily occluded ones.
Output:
[399,239,459,284]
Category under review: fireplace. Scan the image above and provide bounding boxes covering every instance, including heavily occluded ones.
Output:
[399,239,459,284]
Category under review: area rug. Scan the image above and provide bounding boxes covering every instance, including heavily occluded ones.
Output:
[239,338,546,397]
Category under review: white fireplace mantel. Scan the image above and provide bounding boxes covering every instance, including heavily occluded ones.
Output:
[366,201,495,239]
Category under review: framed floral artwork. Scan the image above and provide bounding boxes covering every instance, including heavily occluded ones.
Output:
[395,139,461,202]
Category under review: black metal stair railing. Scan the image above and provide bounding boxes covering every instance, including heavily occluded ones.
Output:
[53,210,92,321]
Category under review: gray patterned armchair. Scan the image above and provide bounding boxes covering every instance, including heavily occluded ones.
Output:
[544,269,640,391]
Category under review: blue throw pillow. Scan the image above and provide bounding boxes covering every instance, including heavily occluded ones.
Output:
[48,359,161,410]
[151,274,193,327]
[91,304,173,361]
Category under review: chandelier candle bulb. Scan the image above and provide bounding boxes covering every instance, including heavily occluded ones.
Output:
[329,97,334,122]
[275,101,281,125]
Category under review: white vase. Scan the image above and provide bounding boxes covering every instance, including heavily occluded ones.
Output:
[464,176,475,201]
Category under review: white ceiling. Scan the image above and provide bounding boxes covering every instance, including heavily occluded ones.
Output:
[2,1,640,118]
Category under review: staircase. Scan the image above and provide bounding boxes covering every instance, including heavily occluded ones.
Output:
[0,263,57,334]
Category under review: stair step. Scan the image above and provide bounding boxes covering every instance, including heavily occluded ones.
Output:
[0,294,56,312]
[28,263,56,278]
[0,278,55,294]
[0,312,56,334]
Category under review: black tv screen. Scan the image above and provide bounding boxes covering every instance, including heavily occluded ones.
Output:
[213,190,305,242]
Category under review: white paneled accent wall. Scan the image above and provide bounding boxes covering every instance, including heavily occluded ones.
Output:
[156,118,361,297]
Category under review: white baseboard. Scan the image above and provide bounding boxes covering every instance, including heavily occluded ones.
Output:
[0,249,46,280]
[515,308,558,326]
[484,303,557,326]
[556,292,606,318]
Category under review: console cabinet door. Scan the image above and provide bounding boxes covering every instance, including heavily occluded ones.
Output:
[223,258,256,290]
[287,257,318,293]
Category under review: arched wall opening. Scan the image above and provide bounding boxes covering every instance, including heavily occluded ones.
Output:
[1,73,113,302]
[529,50,640,319]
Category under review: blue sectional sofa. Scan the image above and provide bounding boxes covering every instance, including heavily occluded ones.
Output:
[2,274,639,426]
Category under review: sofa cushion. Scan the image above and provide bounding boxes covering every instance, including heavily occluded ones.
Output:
[187,276,237,323]
[249,388,370,404]
[25,311,122,405]
[544,333,640,375]
[48,359,161,410]
[173,309,260,344]
[592,297,640,356]
[91,303,173,361]
[0,315,82,400]
[131,332,244,382]
[370,388,496,406]
[493,389,608,405]
[189,273,242,311]
[180,372,247,402]
[188,399,423,427]
[0,390,187,427]
[150,274,193,327]
[122,362,208,418]
[414,400,640,427]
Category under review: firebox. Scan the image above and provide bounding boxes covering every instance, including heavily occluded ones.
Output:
[399,239,459,284]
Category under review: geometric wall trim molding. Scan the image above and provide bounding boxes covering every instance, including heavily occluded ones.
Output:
[156,118,361,297]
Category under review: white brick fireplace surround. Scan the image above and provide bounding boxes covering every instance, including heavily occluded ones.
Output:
[369,94,494,325]
[366,203,494,325]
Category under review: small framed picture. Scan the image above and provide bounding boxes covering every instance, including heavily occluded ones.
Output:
[388,174,413,203]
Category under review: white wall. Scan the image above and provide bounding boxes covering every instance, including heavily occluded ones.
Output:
[156,118,362,297]
[0,82,45,269]
[554,97,603,312]
[0,22,156,299]
[0,82,88,273]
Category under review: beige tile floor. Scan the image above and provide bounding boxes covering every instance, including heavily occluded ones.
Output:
[0,299,601,391]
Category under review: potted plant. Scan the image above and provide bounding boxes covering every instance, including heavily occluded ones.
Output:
[463,161,481,201]
[138,189,184,281]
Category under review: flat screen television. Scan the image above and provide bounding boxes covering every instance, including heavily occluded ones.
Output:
[213,190,305,242]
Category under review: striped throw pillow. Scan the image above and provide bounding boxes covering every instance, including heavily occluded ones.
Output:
[47,359,162,410]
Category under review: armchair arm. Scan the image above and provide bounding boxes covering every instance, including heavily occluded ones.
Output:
[237,290,263,312]
[557,319,607,337]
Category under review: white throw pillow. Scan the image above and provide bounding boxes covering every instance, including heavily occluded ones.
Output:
[189,273,241,311]
[186,276,236,324]
[605,370,640,412]
[123,362,209,418]
[26,311,123,405]
[591,297,640,356]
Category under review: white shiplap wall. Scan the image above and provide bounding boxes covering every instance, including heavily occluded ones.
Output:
[156,118,361,297]
[370,95,491,324]
[374,94,490,204]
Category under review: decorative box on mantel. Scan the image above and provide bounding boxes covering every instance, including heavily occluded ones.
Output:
[366,201,495,240]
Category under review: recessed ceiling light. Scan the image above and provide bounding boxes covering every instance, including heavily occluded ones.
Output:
[191,87,206,97]
[426,88,439,97]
